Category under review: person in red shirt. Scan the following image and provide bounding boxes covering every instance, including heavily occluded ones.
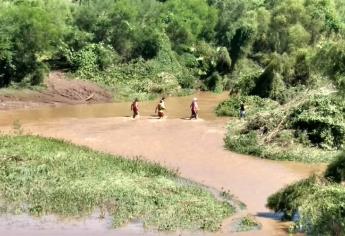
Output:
[190,97,199,120]
[130,98,139,119]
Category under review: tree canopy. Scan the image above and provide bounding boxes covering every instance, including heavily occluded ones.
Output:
[0,0,344,97]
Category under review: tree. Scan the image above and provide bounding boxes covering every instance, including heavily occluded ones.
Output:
[0,0,68,86]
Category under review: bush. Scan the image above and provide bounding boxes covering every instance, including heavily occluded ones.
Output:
[216,47,231,74]
[206,72,224,93]
[30,63,49,85]
[267,176,322,220]
[335,75,345,96]
[216,95,278,117]
[72,43,119,73]
[230,59,263,95]
[268,176,345,235]
[0,0,67,87]
[225,130,263,156]
[245,111,284,133]
[298,185,345,236]
[325,152,345,183]
[290,95,345,149]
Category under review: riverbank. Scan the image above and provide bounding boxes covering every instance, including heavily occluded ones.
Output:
[0,135,233,232]
[0,71,113,111]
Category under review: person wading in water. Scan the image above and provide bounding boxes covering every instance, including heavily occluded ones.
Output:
[240,102,246,119]
[130,98,140,119]
[190,97,199,120]
[155,97,166,119]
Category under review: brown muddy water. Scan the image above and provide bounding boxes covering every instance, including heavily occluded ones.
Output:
[0,92,229,126]
[0,92,323,236]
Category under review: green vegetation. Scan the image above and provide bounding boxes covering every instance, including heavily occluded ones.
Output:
[267,153,345,235]
[0,135,234,231]
[208,0,345,163]
[2,0,345,100]
[219,93,342,163]
[219,96,345,162]
[325,152,345,183]
[215,95,278,117]
[231,215,261,233]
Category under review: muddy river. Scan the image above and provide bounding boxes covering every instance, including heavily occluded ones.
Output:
[0,92,323,236]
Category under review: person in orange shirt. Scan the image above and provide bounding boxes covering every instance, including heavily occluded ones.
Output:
[155,97,166,119]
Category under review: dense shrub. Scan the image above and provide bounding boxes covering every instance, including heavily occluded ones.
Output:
[216,95,278,117]
[220,94,342,163]
[230,59,263,95]
[325,152,345,183]
[224,130,263,156]
[290,96,345,149]
[205,72,223,93]
[72,43,119,73]
[0,0,68,86]
[267,176,321,220]
[268,176,345,235]
[298,185,345,236]
[268,152,345,235]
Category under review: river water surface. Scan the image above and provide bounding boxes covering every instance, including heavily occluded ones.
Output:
[0,92,323,236]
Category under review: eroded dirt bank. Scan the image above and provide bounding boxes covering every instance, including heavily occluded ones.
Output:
[0,71,112,110]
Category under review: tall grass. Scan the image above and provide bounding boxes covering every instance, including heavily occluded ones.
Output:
[0,135,234,231]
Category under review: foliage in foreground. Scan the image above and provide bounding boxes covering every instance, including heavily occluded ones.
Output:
[0,135,234,231]
[267,154,345,236]
[267,176,322,220]
[325,152,345,183]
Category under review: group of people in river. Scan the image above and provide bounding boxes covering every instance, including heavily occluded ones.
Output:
[131,96,246,120]
[130,97,199,120]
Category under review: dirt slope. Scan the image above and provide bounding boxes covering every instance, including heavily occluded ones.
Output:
[0,71,112,110]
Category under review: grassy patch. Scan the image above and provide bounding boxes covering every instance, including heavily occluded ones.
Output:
[231,215,261,232]
[0,135,234,231]
[220,190,246,211]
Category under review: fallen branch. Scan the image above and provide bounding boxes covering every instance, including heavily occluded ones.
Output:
[264,90,311,143]
[84,93,94,101]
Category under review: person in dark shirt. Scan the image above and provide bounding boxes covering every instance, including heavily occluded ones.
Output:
[240,102,246,119]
